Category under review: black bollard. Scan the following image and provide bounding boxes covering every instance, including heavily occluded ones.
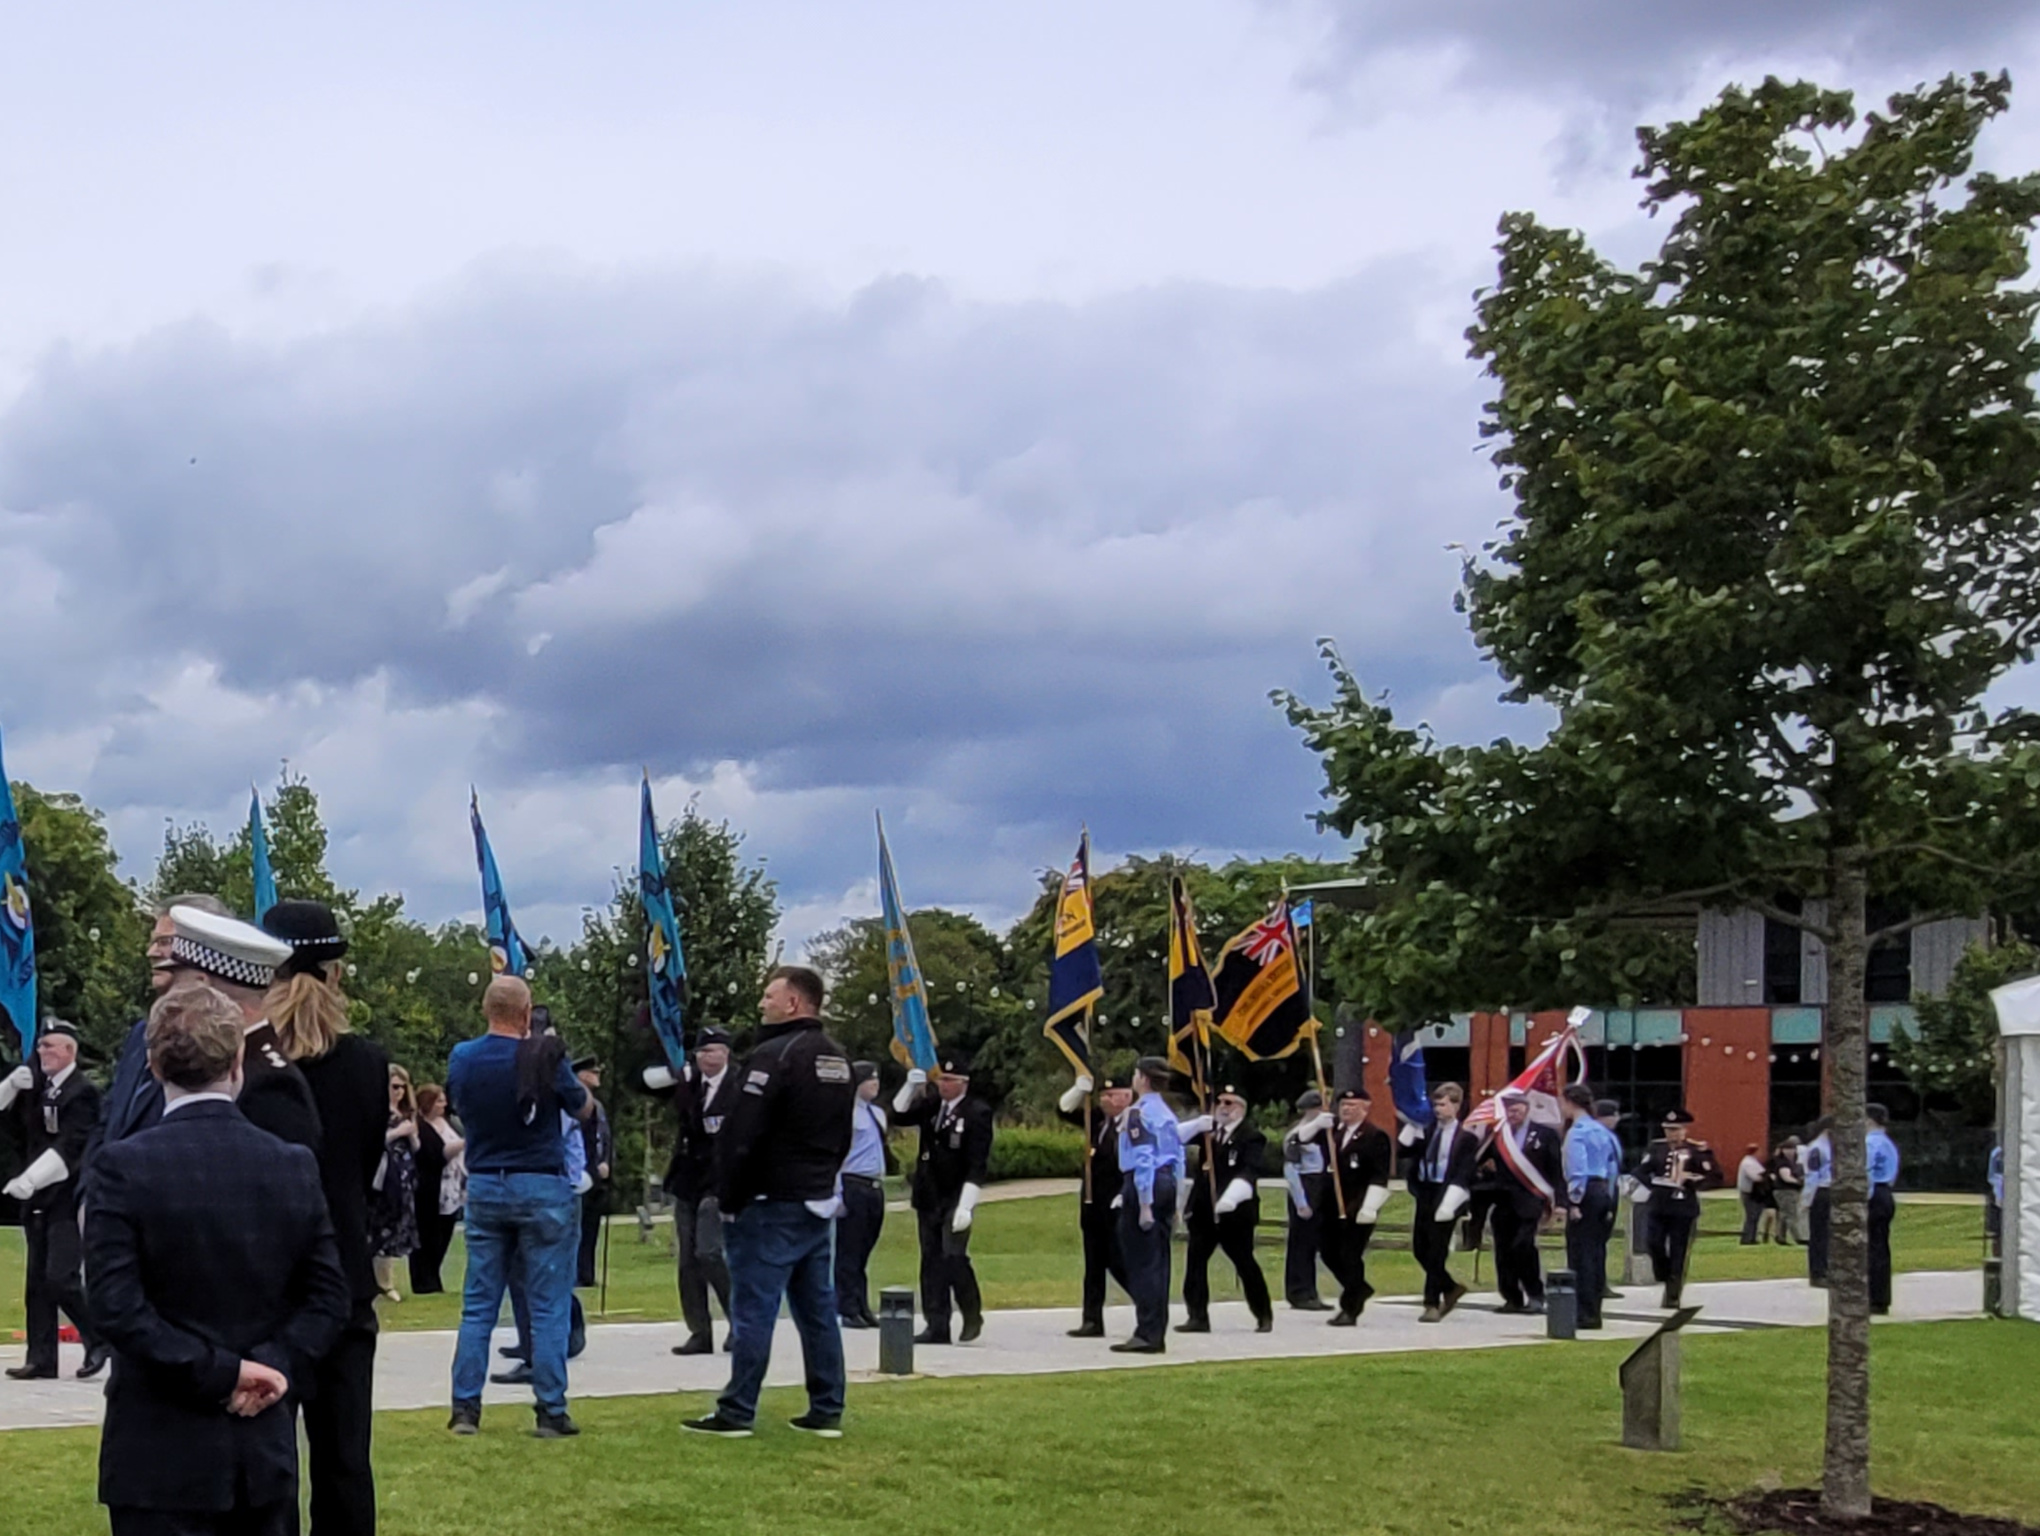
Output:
[1983,1257,2002,1318]
[1546,1268,1578,1340]
[878,1286,916,1375]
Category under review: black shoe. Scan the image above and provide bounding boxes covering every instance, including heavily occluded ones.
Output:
[1108,1339,1165,1354]
[532,1411,580,1439]
[913,1327,951,1346]
[76,1345,111,1380]
[839,1315,875,1330]
[1254,1315,1274,1334]
[789,1412,844,1438]
[448,1401,481,1436]
[1602,1288,1624,1300]
[671,1335,714,1357]
[682,1412,754,1438]
[1440,1283,1469,1318]
[1872,1304,1890,1316]
[722,1335,734,1353]
[1177,1317,1211,1334]
[1580,1316,1604,1330]
[498,1344,527,1360]
[1661,1288,1682,1310]
[1328,1311,1358,1328]
[959,1315,983,1344]
[1525,1300,1546,1316]
[5,1364,56,1381]
[1290,1298,1331,1312]
[1066,1321,1105,1338]
[1497,1301,1528,1315]
[490,1363,533,1386]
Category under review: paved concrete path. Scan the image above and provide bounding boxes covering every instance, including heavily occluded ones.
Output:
[0,1268,1981,1433]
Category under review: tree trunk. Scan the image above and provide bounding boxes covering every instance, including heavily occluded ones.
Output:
[1821,847,1873,1520]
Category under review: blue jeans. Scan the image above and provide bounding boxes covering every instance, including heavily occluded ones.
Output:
[718,1200,845,1426]
[451,1171,579,1415]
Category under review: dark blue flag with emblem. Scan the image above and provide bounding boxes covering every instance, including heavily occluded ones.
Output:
[1042,832,1102,1075]
[0,725,36,1049]
[638,774,689,1071]
[470,790,527,978]
[1389,1029,1433,1129]
[249,787,278,922]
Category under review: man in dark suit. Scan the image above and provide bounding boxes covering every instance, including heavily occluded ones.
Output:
[3,1019,106,1380]
[1057,1072,1132,1338]
[1322,1087,1394,1325]
[1400,1081,1477,1322]
[1178,1084,1273,1333]
[893,1051,994,1345]
[1636,1107,1724,1308]
[86,981,349,1536]
[644,1026,737,1355]
[1473,1089,1567,1315]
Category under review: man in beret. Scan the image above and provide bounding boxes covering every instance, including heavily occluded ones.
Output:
[1110,1057,1185,1354]
[894,1051,993,1345]
[1058,1071,1133,1338]
[834,1061,889,1329]
[644,1026,737,1355]
[4,1019,106,1380]
[1176,1084,1273,1334]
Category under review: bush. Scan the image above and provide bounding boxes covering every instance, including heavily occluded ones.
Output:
[986,1124,1087,1182]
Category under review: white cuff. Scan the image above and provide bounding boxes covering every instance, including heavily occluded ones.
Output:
[1176,1114,1214,1141]
[574,1171,594,1196]
[906,1068,927,1085]
[1214,1178,1253,1215]
[1397,1122,1423,1147]
[1058,1078,1091,1114]
[643,1065,676,1091]
[1435,1184,1470,1222]
[1110,1193,1124,1210]
[1303,1112,1334,1137]
[892,1081,923,1114]
[1357,1184,1390,1223]
[952,1183,982,1231]
[14,1148,68,1196]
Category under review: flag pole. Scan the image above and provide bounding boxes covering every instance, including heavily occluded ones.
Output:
[1289,882,1345,1222]
[1081,1006,1094,1206]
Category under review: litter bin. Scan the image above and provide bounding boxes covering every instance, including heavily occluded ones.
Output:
[878,1286,916,1375]
[1546,1268,1578,1340]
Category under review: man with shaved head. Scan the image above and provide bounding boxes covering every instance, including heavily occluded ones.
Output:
[445,975,594,1439]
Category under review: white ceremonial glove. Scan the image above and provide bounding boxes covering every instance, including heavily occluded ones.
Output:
[0,1065,29,1111]
[806,1195,846,1220]
[1397,1122,1424,1147]
[952,1182,982,1232]
[1057,1076,1093,1114]
[1628,1178,1653,1205]
[1176,1114,1214,1141]
[1435,1184,1471,1223]
[1110,1194,1124,1210]
[892,1078,925,1114]
[1302,1112,1334,1137]
[5,1148,67,1201]
[642,1065,676,1092]
[1357,1185,1391,1224]
[906,1068,928,1085]
[2,1175,28,1201]
[1214,1178,1253,1216]
[574,1170,594,1196]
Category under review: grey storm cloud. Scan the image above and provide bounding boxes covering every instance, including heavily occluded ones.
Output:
[0,254,1521,923]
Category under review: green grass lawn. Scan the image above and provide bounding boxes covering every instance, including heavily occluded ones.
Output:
[0,1319,2033,1534]
[2,1191,1991,1336]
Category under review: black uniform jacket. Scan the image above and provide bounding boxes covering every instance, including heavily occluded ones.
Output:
[712,1017,855,1208]
[661,1066,740,1202]
[1636,1138,1724,1216]
[18,1065,101,1217]
[1328,1119,1394,1216]
[86,1100,349,1514]
[1059,1101,1125,1211]
[1402,1119,1479,1195]
[897,1089,994,1213]
[1474,1121,1567,1219]
[297,1033,391,1307]
[238,1024,324,1154]
[1185,1120,1266,1222]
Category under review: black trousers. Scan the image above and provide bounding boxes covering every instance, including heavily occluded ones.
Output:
[1409,1183,1461,1307]
[1807,1188,1831,1282]
[303,1304,377,1536]
[1117,1174,1176,1345]
[24,1206,95,1370]
[109,1504,295,1536]
[408,1207,454,1295]
[673,1194,731,1343]
[915,1200,981,1337]
[1566,1181,1615,1322]
[834,1177,886,1322]
[1077,1201,1130,1326]
[1322,1216,1379,1315]
[1490,1202,1545,1306]
[1183,1208,1271,1324]
[1647,1206,1697,1297]
[577,1189,606,1289]
[1285,1199,1328,1306]
[1869,1183,1895,1310]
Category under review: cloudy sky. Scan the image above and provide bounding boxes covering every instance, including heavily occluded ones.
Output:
[3,2,2037,951]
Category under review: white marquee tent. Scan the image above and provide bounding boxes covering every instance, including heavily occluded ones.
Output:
[1989,974,2040,1322]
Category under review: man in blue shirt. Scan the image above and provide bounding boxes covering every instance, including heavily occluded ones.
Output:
[835,1062,889,1329]
[1561,1086,1624,1329]
[1112,1056,1185,1355]
[1866,1104,1901,1315]
[1802,1117,1833,1287]
[445,977,591,1439]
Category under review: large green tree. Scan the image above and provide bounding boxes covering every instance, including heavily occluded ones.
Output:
[1284,75,2040,1519]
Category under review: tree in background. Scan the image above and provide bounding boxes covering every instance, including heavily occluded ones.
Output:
[1894,935,2040,1126]
[1284,76,2040,1518]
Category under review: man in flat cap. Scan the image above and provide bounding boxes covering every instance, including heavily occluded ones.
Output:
[644,1025,737,1355]
[1057,1070,1132,1338]
[1281,1088,1334,1311]
[1176,1084,1273,1334]
[1111,1057,1185,1354]
[1473,1088,1566,1315]
[894,1050,993,1344]
[1634,1108,1722,1308]
[834,1061,889,1329]
[4,1018,106,1380]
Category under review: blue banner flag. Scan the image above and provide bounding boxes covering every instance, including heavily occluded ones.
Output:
[638,774,689,1071]
[1042,833,1102,1074]
[0,726,36,1049]
[876,813,938,1073]
[470,791,527,978]
[1289,898,1314,930]
[1389,1029,1433,1129]
[249,788,278,922]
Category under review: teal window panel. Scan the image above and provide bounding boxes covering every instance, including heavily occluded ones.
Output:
[1421,1016,1471,1047]
[1869,1004,1918,1043]
[1509,1013,1527,1046]
[1572,1009,1606,1047]
[1635,1009,1685,1045]
[1771,1007,1822,1045]
[1603,1009,1635,1047]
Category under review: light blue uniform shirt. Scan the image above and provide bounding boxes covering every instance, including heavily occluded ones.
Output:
[1802,1133,1832,1194]
[1563,1118,1624,1204]
[843,1099,888,1180]
[1120,1091,1186,1204]
[562,1108,586,1187]
[1867,1128,1900,1188]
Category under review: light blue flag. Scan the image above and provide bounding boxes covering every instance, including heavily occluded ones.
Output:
[249,788,278,922]
[876,813,938,1072]
[638,774,689,1071]
[470,791,527,978]
[0,726,36,1049]
[1289,898,1314,930]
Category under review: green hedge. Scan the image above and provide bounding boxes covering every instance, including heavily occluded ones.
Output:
[986,1124,1087,1181]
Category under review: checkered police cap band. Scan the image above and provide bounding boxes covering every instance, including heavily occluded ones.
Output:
[172,935,277,989]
